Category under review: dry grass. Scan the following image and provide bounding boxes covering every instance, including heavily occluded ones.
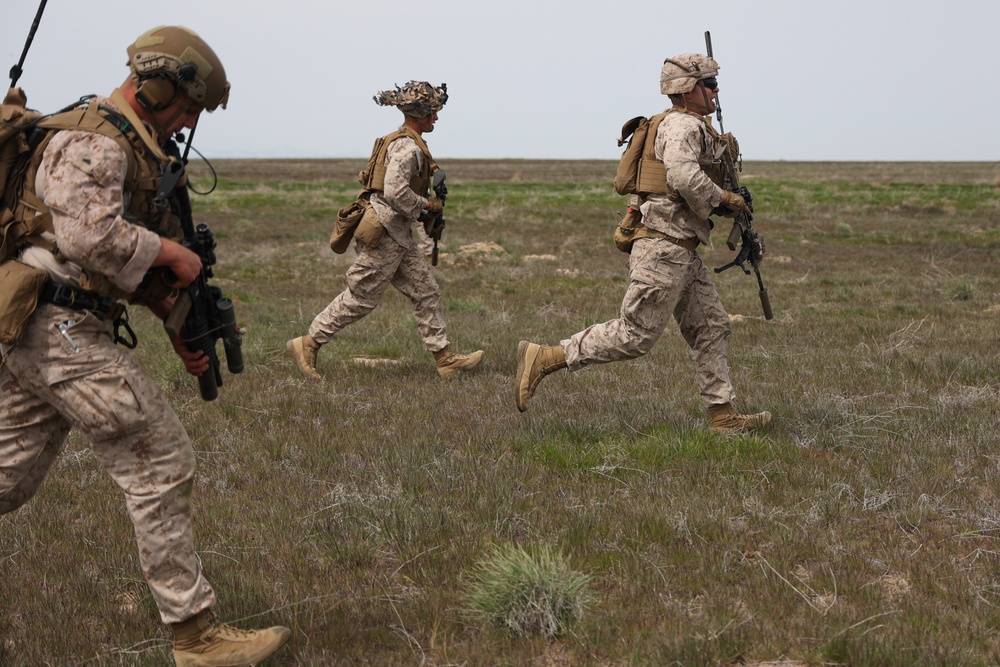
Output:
[1,159,1000,666]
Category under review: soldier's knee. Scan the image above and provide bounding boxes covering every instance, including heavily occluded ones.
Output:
[622,322,660,357]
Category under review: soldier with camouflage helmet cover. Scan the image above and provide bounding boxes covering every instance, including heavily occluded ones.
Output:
[514,52,772,435]
[287,80,484,380]
[0,26,291,666]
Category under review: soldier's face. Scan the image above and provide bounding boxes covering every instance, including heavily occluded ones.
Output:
[151,96,202,136]
[414,111,438,134]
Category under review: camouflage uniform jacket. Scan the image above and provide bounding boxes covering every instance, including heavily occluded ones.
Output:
[638,110,729,247]
[19,96,164,295]
[370,134,432,249]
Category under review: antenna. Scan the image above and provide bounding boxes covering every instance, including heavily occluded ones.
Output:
[9,0,49,88]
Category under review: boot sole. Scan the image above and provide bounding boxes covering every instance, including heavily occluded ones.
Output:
[515,341,539,413]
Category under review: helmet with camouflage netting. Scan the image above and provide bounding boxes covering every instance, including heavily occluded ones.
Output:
[373,81,448,118]
[660,53,719,95]
[127,26,230,111]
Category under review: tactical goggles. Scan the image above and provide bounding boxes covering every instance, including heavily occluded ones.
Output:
[699,77,719,90]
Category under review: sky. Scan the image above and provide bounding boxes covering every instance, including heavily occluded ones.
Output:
[5,0,999,162]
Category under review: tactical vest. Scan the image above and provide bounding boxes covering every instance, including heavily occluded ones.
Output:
[615,108,737,199]
[358,124,437,196]
[5,96,180,301]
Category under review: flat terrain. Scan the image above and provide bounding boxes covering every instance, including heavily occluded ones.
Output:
[2,159,999,666]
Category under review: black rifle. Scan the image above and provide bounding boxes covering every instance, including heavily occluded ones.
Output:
[705,31,773,321]
[421,170,447,266]
[158,140,243,401]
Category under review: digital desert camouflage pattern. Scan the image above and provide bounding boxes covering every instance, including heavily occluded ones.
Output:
[373,81,448,118]
[560,102,738,407]
[561,238,735,406]
[308,234,448,351]
[0,127,216,624]
[659,53,719,95]
[0,305,216,623]
[22,121,163,293]
[639,110,728,247]
[371,136,433,249]
[309,119,450,350]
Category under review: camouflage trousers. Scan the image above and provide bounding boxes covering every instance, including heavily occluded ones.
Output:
[561,238,736,406]
[309,234,448,351]
[0,304,215,624]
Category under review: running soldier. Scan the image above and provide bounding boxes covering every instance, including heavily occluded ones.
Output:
[0,27,291,666]
[287,81,483,379]
[514,53,772,435]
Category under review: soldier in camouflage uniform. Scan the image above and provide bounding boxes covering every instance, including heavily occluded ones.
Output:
[515,53,771,435]
[287,81,483,380]
[0,27,290,666]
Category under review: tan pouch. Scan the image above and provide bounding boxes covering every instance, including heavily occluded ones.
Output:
[330,196,371,254]
[0,258,47,345]
[353,205,385,248]
[613,203,644,254]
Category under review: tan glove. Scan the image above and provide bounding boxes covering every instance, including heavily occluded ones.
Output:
[425,198,444,215]
[720,189,750,216]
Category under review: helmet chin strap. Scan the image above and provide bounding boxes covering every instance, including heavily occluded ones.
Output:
[683,82,716,116]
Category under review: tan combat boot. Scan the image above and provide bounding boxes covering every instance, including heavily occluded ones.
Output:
[172,609,291,667]
[433,346,485,378]
[708,402,772,435]
[286,334,321,380]
[515,341,567,412]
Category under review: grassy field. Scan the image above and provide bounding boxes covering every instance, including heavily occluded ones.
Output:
[2,159,1000,666]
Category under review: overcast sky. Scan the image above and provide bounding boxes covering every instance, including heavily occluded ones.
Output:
[5,1,998,161]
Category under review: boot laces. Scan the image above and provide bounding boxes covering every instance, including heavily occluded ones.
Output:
[202,610,255,641]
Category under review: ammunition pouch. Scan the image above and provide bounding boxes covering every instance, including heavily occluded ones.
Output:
[613,205,644,253]
[0,258,47,345]
[330,192,372,254]
[353,204,385,248]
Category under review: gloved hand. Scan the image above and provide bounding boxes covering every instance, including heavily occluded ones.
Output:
[721,189,750,216]
[425,198,444,215]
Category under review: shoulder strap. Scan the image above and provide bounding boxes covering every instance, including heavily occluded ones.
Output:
[7,97,163,258]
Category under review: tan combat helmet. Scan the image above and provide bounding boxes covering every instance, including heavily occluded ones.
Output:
[660,53,719,95]
[127,26,230,111]
[373,81,448,118]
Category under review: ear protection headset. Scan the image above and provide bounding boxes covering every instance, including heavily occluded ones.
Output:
[135,63,199,111]
[135,76,177,111]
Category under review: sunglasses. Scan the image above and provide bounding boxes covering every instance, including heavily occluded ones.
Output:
[700,77,719,90]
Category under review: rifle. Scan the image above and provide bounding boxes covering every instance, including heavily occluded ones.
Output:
[421,169,447,266]
[158,138,244,401]
[705,31,774,321]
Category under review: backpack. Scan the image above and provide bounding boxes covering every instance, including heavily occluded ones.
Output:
[613,112,670,197]
[0,88,44,260]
